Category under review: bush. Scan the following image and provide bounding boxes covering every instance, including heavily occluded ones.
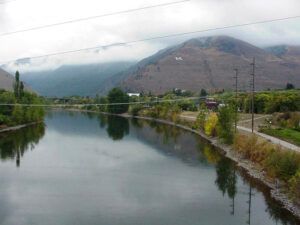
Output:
[264,150,300,180]
[130,104,143,116]
[233,133,300,182]
[205,113,218,136]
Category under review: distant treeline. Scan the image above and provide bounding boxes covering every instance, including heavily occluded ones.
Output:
[222,90,300,114]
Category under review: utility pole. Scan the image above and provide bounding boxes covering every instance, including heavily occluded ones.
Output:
[250,58,255,133]
[234,69,238,133]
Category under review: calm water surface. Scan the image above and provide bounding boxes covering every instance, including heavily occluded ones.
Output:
[0,110,299,225]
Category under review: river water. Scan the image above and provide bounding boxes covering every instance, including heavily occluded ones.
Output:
[0,110,299,225]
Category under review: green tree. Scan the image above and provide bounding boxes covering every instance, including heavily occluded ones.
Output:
[107,88,129,114]
[200,89,207,96]
[217,105,236,144]
[13,71,20,98]
[196,104,208,130]
[19,82,24,98]
[98,97,108,112]
[286,83,295,90]
[11,105,24,125]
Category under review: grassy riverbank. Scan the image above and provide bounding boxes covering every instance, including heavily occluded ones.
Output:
[133,106,300,213]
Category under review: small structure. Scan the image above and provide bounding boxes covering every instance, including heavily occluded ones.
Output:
[128,93,140,97]
[203,98,218,109]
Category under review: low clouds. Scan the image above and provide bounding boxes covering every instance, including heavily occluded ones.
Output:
[1,0,300,72]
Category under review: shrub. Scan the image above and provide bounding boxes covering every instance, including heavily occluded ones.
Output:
[205,113,218,136]
[289,168,300,196]
[233,133,300,182]
[130,104,143,116]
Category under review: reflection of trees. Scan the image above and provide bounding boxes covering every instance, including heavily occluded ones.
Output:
[107,116,129,140]
[97,115,129,141]
[238,169,300,225]
[215,158,237,199]
[0,123,45,167]
[130,118,143,129]
[214,157,237,217]
[97,114,107,128]
[142,120,181,145]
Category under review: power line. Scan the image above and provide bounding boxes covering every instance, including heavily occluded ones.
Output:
[0,0,190,37]
[0,0,17,5]
[0,96,203,107]
[1,15,300,65]
[1,90,295,107]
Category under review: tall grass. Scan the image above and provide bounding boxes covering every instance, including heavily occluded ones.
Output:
[233,133,300,190]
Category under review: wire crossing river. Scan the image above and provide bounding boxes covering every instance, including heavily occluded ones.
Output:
[0,110,299,225]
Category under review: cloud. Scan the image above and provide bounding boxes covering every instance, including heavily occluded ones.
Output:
[0,0,300,72]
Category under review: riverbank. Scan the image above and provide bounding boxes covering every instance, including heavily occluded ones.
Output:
[127,114,300,218]
[0,121,42,133]
[59,108,300,218]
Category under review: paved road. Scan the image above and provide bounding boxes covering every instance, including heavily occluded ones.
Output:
[180,115,300,152]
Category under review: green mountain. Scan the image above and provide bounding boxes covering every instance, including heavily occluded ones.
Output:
[21,61,135,97]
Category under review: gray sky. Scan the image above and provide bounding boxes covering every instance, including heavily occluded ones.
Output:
[1,0,300,71]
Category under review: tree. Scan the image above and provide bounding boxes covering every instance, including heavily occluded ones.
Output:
[217,105,236,144]
[196,104,208,130]
[286,83,295,90]
[107,88,129,114]
[19,82,24,98]
[13,71,24,99]
[13,71,20,98]
[200,89,207,96]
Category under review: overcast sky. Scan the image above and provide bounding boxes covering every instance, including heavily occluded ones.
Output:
[0,0,300,72]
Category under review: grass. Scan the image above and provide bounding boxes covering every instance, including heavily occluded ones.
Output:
[261,127,300,146]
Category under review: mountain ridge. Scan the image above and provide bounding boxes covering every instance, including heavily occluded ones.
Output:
[120,36,300,94]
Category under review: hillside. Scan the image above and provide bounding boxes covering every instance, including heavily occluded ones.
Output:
[22,61,135,97]
[0,68,35,92]
[120,36,300,94]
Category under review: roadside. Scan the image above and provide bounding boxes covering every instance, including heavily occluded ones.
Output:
[180,113,300,152]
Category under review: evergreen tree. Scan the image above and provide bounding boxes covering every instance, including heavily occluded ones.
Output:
[19,82,24,98]
[13,71,20,98]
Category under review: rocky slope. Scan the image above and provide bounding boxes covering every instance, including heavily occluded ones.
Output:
[0,68,34,92]
[120,36,300,94]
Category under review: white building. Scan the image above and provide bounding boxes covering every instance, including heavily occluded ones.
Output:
[128,93,140,97]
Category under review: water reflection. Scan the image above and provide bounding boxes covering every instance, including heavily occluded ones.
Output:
[0,123,45,167]
[98,114,129,140]
[129,118,299,225]
[0,112,299,225]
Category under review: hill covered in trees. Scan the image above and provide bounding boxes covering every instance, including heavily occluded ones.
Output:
[21,61,135,97]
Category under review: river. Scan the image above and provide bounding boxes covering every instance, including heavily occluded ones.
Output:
[0,110,299,225]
